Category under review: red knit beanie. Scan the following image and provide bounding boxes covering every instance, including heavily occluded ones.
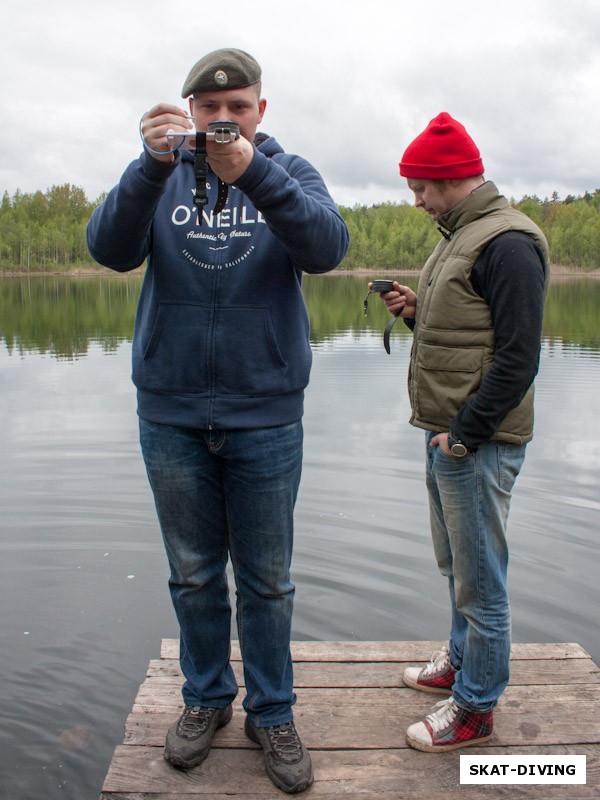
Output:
[399,112,484,180]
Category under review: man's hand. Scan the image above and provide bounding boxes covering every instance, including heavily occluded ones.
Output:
[206,135,255,185]
[369,281,417,318]
[141,103,193,163]
[140,105,255,180]
[430,432,451,455]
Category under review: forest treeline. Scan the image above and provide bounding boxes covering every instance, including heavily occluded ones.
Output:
[1,183,600,272]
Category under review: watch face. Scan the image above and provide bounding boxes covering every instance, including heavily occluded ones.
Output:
[450,442,468,457]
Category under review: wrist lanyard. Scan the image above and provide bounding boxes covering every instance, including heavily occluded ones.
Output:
[193,132,229,222]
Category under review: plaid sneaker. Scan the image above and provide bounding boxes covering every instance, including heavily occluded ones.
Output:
[406,697,493,752]
[164,704,233,769]
[403,646,455,694]
[245,717,313,794]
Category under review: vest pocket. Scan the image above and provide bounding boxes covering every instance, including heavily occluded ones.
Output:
[415,343,485,421]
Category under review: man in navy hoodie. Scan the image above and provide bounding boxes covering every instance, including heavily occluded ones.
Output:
[87,48,348,794]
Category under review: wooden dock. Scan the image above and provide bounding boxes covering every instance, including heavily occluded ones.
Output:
[100,639,600,798]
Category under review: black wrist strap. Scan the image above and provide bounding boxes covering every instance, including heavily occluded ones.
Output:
[363,288,400,354]
[383,315,400,355]
[213,179,229,217]
[193,132,209,215]
[193,131,229,222]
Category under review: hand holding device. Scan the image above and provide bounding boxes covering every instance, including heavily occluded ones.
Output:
[363,279,398,354]
[166,119,241,150]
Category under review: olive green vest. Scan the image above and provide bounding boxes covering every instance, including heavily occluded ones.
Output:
[409,181,550,444]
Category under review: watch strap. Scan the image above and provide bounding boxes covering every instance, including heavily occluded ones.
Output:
[448,433,477,455]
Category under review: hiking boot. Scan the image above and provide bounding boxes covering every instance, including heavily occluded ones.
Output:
[245,717,314,794]
[403,646,455,694]
[406,696,493,752]
[164,704,233,769]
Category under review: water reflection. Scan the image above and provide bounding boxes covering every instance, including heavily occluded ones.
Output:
[3,272,600,354]
[1,273,600,800]
[0,276,140,357]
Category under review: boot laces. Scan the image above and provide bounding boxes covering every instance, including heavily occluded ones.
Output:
[421,646,450,677]
[178,706,216,738]
[426,697,459,733]
[267,722,303,763]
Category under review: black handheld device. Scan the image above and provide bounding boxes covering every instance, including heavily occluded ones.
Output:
[363,279,400,354]
[369,279,395,293]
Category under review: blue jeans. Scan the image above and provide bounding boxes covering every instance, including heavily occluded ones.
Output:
[425,432,526,713]
[139,418,303,727]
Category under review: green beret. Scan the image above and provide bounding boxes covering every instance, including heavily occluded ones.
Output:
[182,48,262,97]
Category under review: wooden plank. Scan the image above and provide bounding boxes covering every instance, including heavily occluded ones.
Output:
[101,744,599,798]
[102,639,600,799]
[123,683,600,749]
[146,657,600,687]
[160,639,591,662]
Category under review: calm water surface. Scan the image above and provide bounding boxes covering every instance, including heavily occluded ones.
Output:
[1,274,599,799]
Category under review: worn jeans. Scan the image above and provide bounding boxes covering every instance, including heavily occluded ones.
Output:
[425,432,527,713]
[139,418,303,727]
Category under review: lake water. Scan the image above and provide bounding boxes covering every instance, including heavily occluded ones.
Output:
[1,273,599,799]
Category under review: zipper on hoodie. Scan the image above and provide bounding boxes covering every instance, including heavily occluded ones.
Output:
[206,193,224,430]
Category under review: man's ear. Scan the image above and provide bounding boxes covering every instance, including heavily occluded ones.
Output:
[257,98,267,124]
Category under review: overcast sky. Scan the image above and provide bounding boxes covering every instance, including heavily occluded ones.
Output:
[2,0,599,207]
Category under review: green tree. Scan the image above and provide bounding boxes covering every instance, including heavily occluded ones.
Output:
[1,184,600,273]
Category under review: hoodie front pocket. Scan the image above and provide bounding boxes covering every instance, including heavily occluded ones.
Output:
[214,306,289,396]
[142,302,212,393]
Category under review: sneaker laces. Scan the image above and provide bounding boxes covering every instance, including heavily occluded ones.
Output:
[178,706,217,738]
[425,697,459,733]
[266,722,304,763]
[421,646,450,677]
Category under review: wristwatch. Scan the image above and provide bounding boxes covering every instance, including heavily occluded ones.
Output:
[447,433,475,457]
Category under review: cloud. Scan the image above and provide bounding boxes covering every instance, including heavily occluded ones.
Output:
[2,0,599,206]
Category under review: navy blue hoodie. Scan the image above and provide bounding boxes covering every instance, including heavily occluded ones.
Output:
[87,135,349,430]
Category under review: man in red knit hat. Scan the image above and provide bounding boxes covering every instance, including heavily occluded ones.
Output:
[374,112,549,752]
